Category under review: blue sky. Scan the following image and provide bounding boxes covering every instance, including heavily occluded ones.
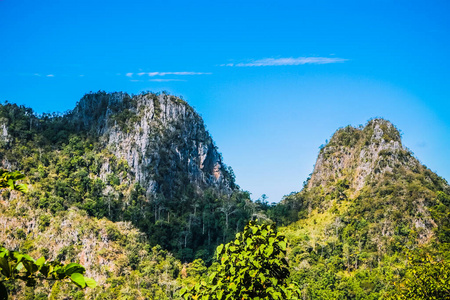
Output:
[1,0,449,202]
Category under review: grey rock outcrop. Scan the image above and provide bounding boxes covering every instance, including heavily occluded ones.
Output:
[301,119,450,245]
[308,119,417,193]
[70,92,234,198]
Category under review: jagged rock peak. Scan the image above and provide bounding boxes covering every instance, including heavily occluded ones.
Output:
[308,118,411,192]
[327,118,402,148]
[364,118,401,143]
[70,91,195,132]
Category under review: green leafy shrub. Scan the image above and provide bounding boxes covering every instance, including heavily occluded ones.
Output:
[0,247,96,299]
[181,220,300,299]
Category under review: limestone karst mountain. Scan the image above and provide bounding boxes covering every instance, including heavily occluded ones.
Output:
[313,119,447,241]
[271,118,450,299]
[68,92,236,195]
[308,119,404,192]
[277,118,448,228]
[0,91,250,261]
[1,98,449,300]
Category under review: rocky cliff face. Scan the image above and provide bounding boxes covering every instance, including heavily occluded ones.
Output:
[309,119,417,193]
[281,119,449,247]
[69,91,234,198]
[280,119,450,252]
[277,121,450,300]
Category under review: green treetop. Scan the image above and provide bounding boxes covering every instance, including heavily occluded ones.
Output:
[181,220,300,300]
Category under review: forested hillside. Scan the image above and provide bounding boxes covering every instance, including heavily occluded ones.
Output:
[0,92,253,298]
[1,94,449,299]
[269,119,450,299]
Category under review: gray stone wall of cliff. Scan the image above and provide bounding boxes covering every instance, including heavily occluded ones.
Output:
[70,92,234,197]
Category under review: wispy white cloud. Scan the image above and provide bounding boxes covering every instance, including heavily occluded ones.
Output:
[223,57,348,67]
[32,73,55,77]
[126,71,211,77]
[149,79,187,82]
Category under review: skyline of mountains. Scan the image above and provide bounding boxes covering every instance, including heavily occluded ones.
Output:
[0,93,449,299]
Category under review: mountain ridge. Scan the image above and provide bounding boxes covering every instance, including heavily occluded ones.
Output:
[0,92,251,262]
[1,96,449,299]
[270,118,450,299]
[308,118,435,193]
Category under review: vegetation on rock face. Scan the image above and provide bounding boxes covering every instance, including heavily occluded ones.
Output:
[266,118,450,299]
[0,93,251,262]
[0,170,96,299]
[0,93,256,299]
[0,170,188,299]
[2,96,450,300]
